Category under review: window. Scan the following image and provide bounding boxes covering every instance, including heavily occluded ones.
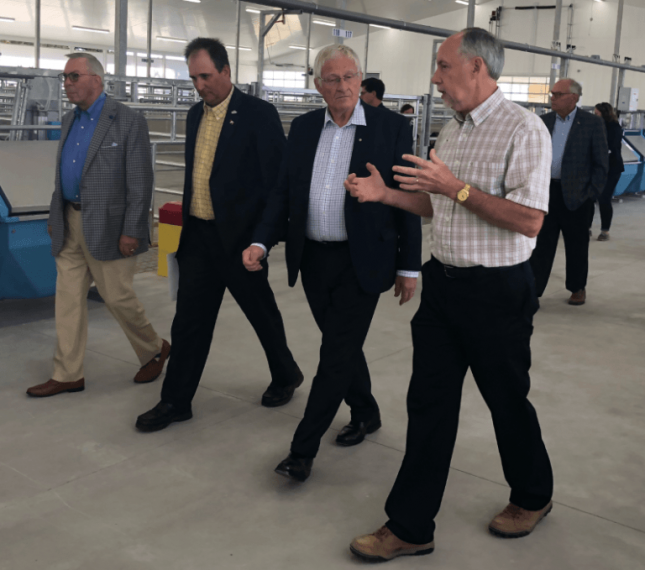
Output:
[263,70,306,89]
[498,76,549,104]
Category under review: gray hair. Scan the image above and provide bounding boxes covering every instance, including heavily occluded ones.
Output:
[567,79,582,96]
[313,44,362,80]
[458,28,505,81]
[65,52,105,81]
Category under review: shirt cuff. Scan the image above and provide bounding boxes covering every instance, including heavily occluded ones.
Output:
[396,270,419,278]
[251,243,268,259]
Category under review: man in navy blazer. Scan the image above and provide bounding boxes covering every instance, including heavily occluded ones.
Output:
[136,38,302,432]
[529,78,608,306]
[243,44,422,481]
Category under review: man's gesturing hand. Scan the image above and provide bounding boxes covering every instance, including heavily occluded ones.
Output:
[119,235,139,257]
[394,275,417,306]
[393,149,461,199]
[242,245,265,271]
[344,163,388,204]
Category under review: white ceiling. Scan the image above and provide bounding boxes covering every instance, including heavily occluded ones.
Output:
[0,0,640,65]
[0,0,466,59]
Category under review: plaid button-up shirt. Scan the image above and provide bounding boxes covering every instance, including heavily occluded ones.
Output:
[430,88,551,268]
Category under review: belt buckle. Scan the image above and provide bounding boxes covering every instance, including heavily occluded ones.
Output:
[444,264,456,279]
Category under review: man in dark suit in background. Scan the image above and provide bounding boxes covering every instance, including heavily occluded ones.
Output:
[136,38,302,432]
[530,78,608,306]
[360,77,386,108]
[27,52,169,398]
[243,44,421,482]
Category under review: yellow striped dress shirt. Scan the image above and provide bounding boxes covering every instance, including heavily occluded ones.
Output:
[190,87,234,220]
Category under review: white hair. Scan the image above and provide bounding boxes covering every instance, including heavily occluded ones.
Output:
[65,52,105,81]
[458,28,505,81]
[567,79,583,96]
[313,44,362,80]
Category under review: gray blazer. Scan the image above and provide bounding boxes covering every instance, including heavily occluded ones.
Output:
[541,109,608,211]
[49,96,153,261]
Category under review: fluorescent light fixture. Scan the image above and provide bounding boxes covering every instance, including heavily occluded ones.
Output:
[289,45,308,50]
[370,24,391,29]
[0,17,16,23]
[137,52,163,58]
[183,0,201,2]
[455,0,469,4]
[165,55,185,61]
[246,8,261,13]
[313,19,335,26]
[72,25,110,34]
[225,45,252,51]
[157,36,187,43]
[106,50,134,55]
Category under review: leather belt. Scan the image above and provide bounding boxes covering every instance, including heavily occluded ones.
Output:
[305,238,348,248]
[66,201,82,211]
[431,256,508,279]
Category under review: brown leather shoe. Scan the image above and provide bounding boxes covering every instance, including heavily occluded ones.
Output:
[134,339,170,384]
[27,378,85,398]
[350,526,434,562]
[489,501,553,538]
[568,289,586,306]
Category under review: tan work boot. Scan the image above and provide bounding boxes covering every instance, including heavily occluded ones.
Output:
[489,501,553,538]
[350,525,434,562]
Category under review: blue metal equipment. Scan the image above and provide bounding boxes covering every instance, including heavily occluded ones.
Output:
[617,130,645,196]
[0,141,57,300]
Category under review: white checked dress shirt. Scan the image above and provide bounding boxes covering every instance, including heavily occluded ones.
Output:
[257,100,417,277]
[430,88,552,268]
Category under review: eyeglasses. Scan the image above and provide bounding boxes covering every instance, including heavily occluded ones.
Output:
[57,72,98,83]
[549,91,572,99]
[319,71,360,86]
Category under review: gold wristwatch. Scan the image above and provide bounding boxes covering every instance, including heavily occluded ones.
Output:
[456,184,471,203]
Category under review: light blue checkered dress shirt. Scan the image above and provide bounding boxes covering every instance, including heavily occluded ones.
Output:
[551,106,577,179]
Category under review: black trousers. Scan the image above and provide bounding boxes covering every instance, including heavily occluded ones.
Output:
[385,258,553,545]
[290,239,381,458]
[590,171,622,232]
[530,180,593,296]
[160,217,299,410]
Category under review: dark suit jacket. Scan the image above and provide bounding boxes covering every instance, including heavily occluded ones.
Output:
[541,109,608,211]
[179,87,286,255]
[49,96,153,261]
[253,101,422,296]
[606,121,625,175]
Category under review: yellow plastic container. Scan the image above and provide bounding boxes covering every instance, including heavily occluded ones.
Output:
[157,223,182,277]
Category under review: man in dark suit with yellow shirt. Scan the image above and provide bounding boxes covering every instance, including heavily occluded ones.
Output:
[136,38,302,432]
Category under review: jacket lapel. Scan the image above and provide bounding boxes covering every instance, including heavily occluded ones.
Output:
[210,87,241,179]
[82,96,117,180]
[543,112,556,135]
[55,111,76,193]
[562,109,583,159]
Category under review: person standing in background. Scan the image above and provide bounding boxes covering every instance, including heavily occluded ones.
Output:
[591,102,624,241]
[529,79,608,306]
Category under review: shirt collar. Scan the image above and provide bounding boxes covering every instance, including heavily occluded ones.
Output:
[74,91,106,119]
[324,99,367,128]
[556,106,578,123]
[455,87,505,127]
[203,86,234,116]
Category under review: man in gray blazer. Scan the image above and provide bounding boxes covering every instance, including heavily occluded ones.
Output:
[529,78,608,306]
[26,53,170,398]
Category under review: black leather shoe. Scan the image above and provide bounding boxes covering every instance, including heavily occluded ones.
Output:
[261,366,305,408]
[135,401,192,432]
[275,454,314,482]
[336,414,382,447]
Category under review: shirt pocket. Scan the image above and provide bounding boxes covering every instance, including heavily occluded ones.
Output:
[462,160,506,197]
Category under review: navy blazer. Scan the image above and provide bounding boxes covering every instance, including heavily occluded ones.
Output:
[179,87,286,254]
[253,101,422,295]
[541,109,608,211]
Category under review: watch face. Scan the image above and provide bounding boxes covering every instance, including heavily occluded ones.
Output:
[458,189,468,202]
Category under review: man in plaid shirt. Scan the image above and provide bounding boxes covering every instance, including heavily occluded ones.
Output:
[346,28,554,562]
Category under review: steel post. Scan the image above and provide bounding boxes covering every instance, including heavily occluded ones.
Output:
[114,0,128,99]
[549,0,563,89]
[35,0,41,68]
[235,0,241,84]
[467,0,475,28]
[609,0,625,106]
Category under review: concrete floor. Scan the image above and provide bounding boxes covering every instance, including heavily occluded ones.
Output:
[1,199,645,570]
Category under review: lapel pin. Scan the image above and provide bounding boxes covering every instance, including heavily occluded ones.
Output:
[231,110,238,114]
[359,138,362,142]
[230,120,235,124]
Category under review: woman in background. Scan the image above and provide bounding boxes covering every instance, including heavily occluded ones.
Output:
[592,102,624,241]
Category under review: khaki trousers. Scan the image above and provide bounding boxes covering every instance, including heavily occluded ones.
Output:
[52,205,162,382]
